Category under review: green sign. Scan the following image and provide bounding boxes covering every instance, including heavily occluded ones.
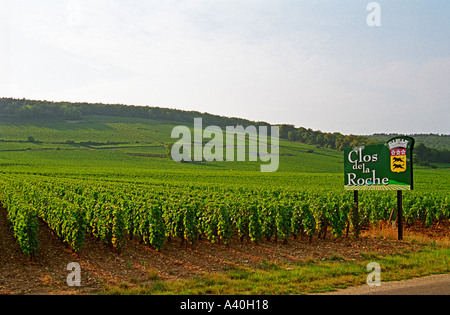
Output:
[344,136,415,191]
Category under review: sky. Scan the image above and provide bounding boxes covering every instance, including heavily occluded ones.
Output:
[0,0,449,135]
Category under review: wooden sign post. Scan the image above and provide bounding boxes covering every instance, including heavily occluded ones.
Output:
[397,190,403,240]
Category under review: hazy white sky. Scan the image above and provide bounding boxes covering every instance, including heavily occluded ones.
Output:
[0,0,449,134]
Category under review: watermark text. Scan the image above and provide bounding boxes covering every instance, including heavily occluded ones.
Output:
[170,118,279,172]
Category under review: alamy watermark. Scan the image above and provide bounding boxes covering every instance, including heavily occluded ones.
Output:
[66,262,81,287]
[170,118,279,172]
[367,262,381,287]
[367,2,381,27]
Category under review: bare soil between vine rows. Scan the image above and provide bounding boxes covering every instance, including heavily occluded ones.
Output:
[0,206,448,295]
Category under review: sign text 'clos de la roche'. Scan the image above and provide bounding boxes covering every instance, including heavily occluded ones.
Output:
[344,136,415,191]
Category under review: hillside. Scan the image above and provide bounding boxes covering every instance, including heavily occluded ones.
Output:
[0,113,344,185]
[1,98,448,171]
[0,97,373,152]
[0,97,346,179]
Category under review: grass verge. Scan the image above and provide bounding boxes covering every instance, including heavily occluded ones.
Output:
[102,245,449,295]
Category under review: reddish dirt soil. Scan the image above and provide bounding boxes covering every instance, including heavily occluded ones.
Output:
[0,206,448,295]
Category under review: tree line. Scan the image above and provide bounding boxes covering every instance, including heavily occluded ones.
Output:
[0,97,267,128]
[278,124,379,151]
[414,143,450,166]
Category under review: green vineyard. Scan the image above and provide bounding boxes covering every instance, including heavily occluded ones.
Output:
[1,174,448,257]
[0,109,448,264]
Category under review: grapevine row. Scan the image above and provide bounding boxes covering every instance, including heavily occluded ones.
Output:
[0,175,448,257]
